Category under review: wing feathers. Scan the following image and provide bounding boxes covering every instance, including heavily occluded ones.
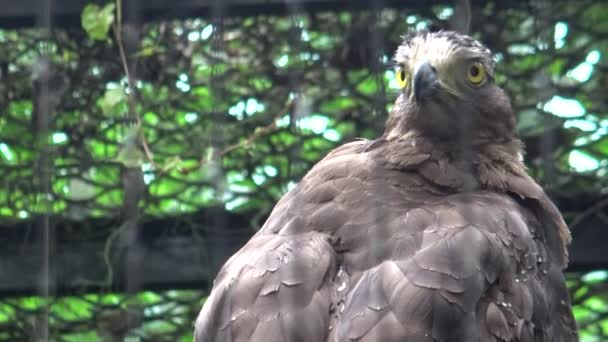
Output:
[195,232,336,342]
[196,142,576,341]
[486,302,513,340]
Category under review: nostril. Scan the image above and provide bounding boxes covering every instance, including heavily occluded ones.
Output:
[413,62,440,102]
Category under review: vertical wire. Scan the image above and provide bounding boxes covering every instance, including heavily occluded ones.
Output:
[364,3,390,319]
[371,1,387,121]
[115,3,147,337]
[448,0,471,35]
[37,0,53,339]
[207,0,226,286]
[286,0,306,160]
[534,0,557,196]
[123,0,143,298]
[453,0,476,252]
[369,0,388,267]
[449,0,475,239]
[285,0,306,314]
[454,0,475,196]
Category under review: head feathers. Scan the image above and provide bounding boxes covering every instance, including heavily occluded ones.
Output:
[395,31,496,76]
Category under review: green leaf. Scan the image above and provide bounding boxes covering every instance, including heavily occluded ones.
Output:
[116,150,144,169]
[320,97,355,113]
[67,178,96,201]
[137,45,162,57]
[150,179,184,197]
[136,291,162,304]
[356,76,379,95]
[593,137,608,155]
[161,156,183,173]
[116,125,145,168]
[81,3,116,41]
[99,85,126,115]
[136,38,166,57]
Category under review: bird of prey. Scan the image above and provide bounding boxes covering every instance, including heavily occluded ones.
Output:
[195,31,578,342]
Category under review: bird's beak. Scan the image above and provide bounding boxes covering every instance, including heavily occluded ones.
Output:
[414,62,440,103]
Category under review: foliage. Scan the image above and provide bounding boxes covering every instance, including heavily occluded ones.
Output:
[0,0,607,340]
[0,290,203,341]
[81,3,115,41]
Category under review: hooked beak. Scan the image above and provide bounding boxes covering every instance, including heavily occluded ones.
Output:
[414,62,440,103]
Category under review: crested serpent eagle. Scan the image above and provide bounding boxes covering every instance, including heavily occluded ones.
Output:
[194,31,578,342]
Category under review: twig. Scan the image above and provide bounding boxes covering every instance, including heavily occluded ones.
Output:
[112,0,157,169]
[220,119,279,156]
[180,101,293,175]
[112,25,134,114]
[569,197,608,231]
[137,128,157,168]
[70,221,130,289]
[102,222,129,288]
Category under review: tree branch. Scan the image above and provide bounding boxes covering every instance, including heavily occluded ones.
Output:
[569,197,608,231]
[112,0,157,169]
[180,100,293,175]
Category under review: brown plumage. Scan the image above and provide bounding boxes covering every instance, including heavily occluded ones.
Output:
[195,31,577,342]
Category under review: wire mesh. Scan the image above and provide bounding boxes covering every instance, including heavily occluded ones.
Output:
[0,0,607,340]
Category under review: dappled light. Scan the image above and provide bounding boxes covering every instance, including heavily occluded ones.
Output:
[0,0,607,340]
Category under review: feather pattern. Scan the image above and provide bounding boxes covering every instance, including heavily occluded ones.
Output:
[195,140,577,341]
[195,31,577,341]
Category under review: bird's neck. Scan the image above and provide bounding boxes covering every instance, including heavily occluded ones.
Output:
[378,130,526,192]
[373,132,571,267]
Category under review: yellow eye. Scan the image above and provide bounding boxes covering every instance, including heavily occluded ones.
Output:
[396,67,408,88]
[467,62,486,85]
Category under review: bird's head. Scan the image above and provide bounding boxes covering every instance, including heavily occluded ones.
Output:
[385,31,516,144]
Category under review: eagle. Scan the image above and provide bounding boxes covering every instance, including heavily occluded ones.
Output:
[194,31,578,342]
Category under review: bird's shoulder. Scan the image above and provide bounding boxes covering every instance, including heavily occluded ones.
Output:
[258,138,435,236]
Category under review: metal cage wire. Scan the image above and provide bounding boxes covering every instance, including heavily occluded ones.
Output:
[0,0,606,340]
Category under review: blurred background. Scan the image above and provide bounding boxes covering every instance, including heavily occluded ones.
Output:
[0,0,607,340]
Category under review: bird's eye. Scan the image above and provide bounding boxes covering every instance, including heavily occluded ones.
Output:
[467,62,486,85]
[396,67,408,88]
